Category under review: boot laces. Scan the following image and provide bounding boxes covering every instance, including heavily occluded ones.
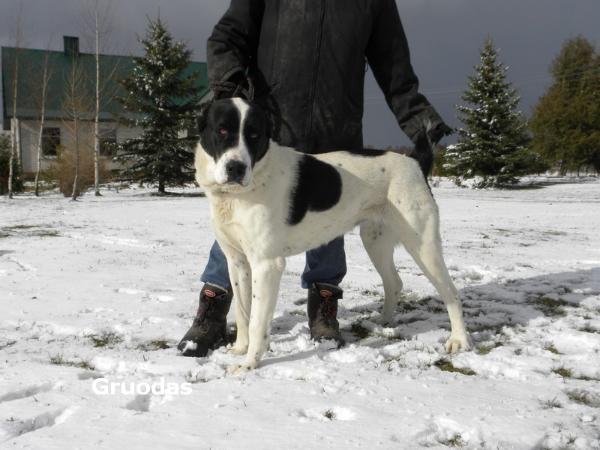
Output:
[321,297,338,321]
[194,296,214,325]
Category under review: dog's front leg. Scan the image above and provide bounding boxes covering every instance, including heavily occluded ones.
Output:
[229,257,285,374]
[220,244,252,355]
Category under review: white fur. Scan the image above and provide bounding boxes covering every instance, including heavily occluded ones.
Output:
[195,109,471,374]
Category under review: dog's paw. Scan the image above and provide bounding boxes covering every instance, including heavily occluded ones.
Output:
[227,361,257,375]
[229,342,248,355]
[445,333,472,354]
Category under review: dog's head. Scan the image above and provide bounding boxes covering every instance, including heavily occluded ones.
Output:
[195,97,270,191]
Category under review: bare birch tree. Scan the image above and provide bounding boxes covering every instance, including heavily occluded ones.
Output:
[7,1,24,199]
[62,57,91,201]
[34,48,53,196]
[82,0,116,196]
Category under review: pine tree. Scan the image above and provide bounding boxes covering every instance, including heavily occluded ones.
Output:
[530,37,600,175]
[445,38,539,187]
[119,17,201,194]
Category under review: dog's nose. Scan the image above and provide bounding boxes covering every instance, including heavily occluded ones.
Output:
[225,160,247,183]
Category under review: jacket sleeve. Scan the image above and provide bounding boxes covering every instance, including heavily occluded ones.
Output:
[366,0,446,143]
[207,0,264,91]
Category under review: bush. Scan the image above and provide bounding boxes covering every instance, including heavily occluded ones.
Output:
[44,145,111,197]
[0,134,23,195]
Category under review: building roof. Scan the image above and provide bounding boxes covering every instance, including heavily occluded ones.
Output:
[1,40,208,128]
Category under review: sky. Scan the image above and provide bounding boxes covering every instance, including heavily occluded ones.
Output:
[1,0,599,147]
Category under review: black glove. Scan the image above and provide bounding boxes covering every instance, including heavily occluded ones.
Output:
[428,123,453,146]
[212,71,252,100]
[413,123,454,177]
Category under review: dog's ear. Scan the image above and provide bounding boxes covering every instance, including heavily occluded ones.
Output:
[196,100,212,134]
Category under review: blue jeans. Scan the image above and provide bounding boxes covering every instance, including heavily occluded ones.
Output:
[201,236,347,290]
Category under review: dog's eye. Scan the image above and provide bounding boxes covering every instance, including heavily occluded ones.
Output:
[218,128,228,136]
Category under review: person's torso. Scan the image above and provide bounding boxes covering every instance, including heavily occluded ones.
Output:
[255,0,378,152]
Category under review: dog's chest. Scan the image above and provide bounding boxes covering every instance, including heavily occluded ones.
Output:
[211,194,284,255]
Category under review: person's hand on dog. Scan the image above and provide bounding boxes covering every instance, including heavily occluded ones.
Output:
[212,71,251,100]
[413,123,454,177]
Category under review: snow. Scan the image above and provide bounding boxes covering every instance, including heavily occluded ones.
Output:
[1,179,600,449]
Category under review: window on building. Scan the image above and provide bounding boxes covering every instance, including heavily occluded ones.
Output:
[42,127,61,157]
[99,129,117,157]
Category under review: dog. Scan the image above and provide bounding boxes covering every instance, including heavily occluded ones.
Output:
[194,97,471,373]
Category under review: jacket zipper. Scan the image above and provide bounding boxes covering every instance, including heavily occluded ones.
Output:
[305,0,326,148]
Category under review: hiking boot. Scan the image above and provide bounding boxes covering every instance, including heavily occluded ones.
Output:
[177,284,232,357]
[307,282,345,347]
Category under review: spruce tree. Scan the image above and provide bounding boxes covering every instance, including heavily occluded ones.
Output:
[445,38,538,187]
[119,17,201,194]
[530,37,600,175]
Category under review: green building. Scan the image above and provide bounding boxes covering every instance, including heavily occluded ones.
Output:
[1,36,208,175]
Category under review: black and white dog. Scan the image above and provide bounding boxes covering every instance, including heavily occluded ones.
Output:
[195,98,471,373]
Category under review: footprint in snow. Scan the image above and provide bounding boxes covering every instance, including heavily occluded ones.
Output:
[0,382,55,403]
[0,406,76,441]
[125,394,152,413]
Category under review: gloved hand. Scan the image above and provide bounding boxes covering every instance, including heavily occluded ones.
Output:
[413,123,453,177]
[212,71,251,100]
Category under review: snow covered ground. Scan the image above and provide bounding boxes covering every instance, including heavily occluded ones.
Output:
[1,179,599,450]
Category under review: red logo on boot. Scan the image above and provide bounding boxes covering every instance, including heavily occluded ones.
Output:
[205,289,217,298]
[320,290,333,298]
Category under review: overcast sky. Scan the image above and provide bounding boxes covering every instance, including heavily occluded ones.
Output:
[1,0,599,147]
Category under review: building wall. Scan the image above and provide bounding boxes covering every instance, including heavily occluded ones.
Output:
[16,119,142,175]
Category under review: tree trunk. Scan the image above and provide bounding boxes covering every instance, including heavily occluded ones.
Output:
[94,7,101,196]
[8,63,20,199]
[34,114,45,197]
[34,57,49,197]
[158,178,165,194]
[72,116,80,201]
[7,2,22,199]
[8,119,16,199]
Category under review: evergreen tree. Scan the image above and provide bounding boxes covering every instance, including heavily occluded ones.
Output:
[445,38,539,187]
[530,37,600,175]
[119,17,201,194]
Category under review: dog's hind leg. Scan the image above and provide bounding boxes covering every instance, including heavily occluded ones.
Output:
[229,257,285,373]
[393,201,471,353]
[360,221,403,324]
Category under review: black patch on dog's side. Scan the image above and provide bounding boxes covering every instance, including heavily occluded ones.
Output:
[342,148,388,157]
[287,156,342,226]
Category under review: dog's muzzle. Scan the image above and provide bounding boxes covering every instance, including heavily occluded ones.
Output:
[225,160,248,184]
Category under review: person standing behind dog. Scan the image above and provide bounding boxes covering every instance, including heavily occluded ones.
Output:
[178,0,452,356]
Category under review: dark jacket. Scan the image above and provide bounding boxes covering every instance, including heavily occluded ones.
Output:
[207,0,447,153]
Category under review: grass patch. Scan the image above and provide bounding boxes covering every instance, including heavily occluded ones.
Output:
[531,296,573,317]
[579,324,599,334]
[0,225,60,238]
[138,339,171,351]
[476,342,503,355]
[49,354,95,370]
[440,434,466,448]
[552,367,573,378]
[433,359,476,376]
[426,305,445,314]
[350,322,371,339]
[544,344,561,354]
[323,409,335,420]
[88,331,123,348]
[540,397,563,409]
[566,390,600,407]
